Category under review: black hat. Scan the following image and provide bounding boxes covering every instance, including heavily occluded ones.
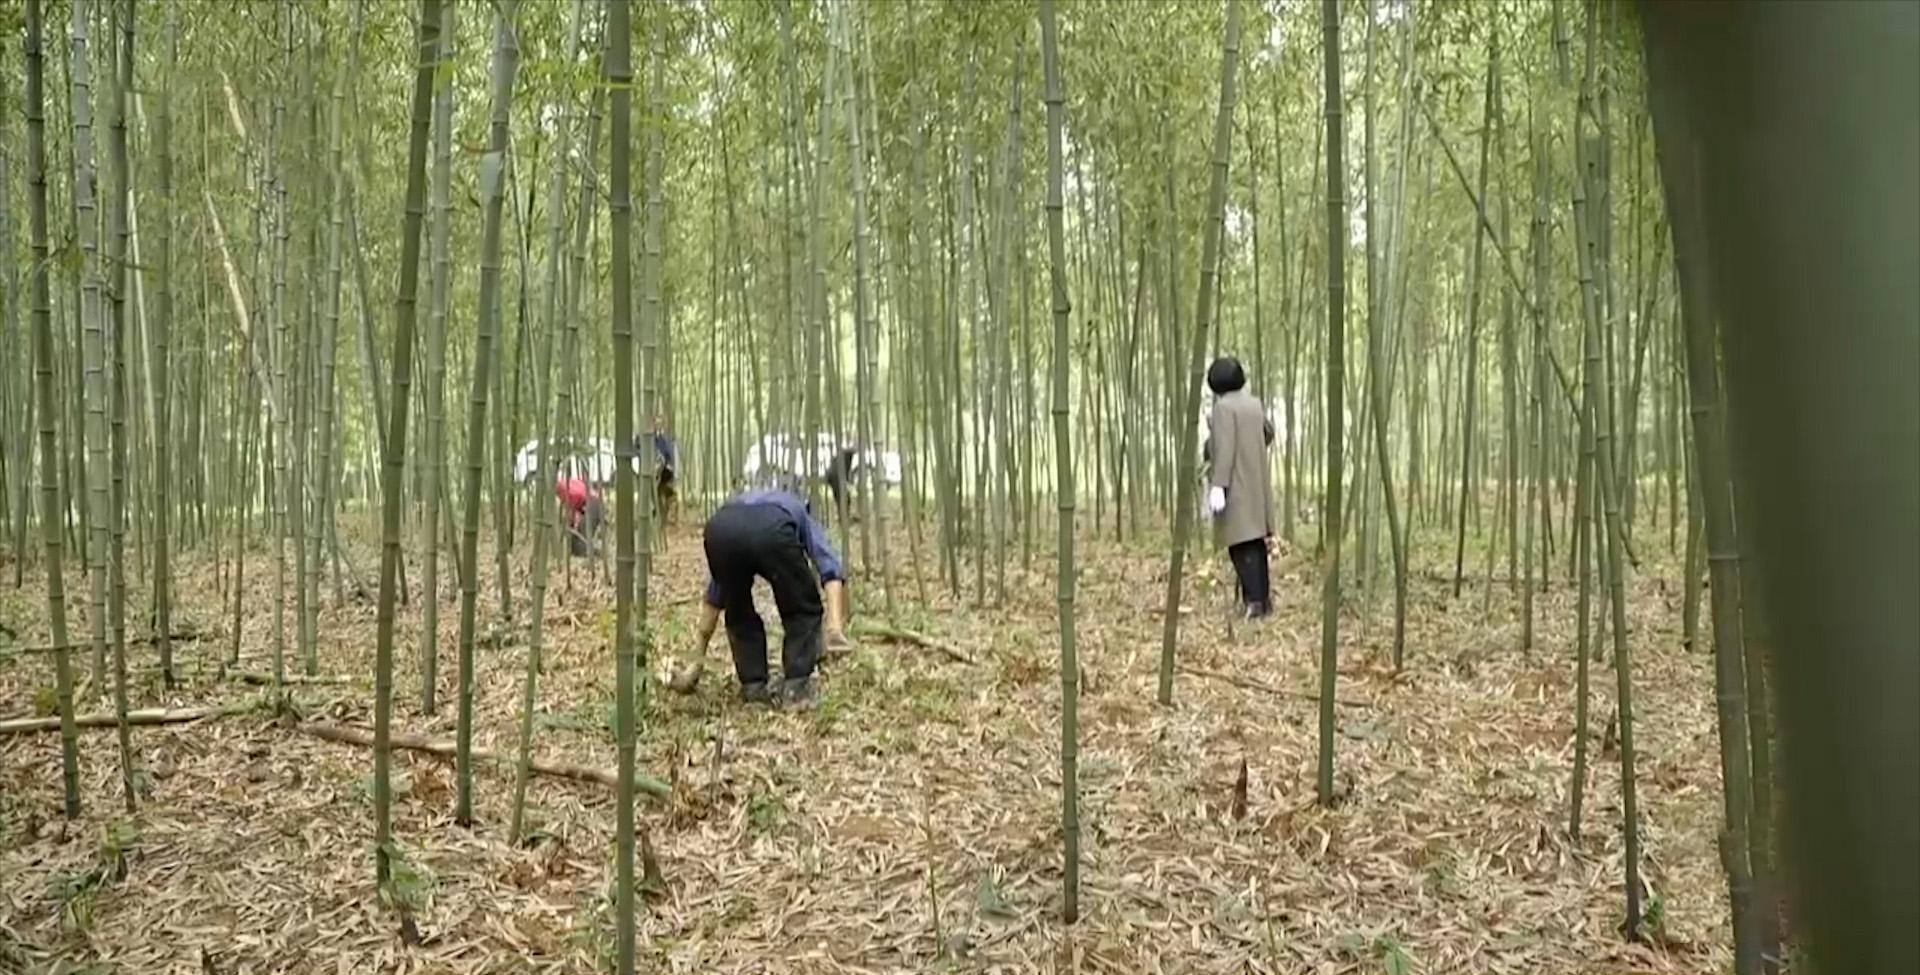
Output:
[1207,356,1247,395]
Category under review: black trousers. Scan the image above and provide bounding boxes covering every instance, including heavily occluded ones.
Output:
[1227,538,1270,613]
[568,497,603,558]
[703,501,824,685]
[654,470,678,522]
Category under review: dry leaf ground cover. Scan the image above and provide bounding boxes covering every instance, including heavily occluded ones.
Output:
[1,516,1729,974]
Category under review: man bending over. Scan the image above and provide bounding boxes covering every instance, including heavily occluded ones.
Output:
[689,478,849,707]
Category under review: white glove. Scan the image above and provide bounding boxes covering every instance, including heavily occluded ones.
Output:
[1207,486,1227,515]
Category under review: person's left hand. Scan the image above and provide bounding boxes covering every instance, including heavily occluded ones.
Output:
[825,629,854,654]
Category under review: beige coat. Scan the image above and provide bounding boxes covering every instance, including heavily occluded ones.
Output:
[1208,390,1274,547]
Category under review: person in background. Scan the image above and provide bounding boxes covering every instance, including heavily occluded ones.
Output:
[1204,356,1275,618]
[643,417,678,525]
[556,470,603,557]
[822,444,862,516]
[688,477,851,707]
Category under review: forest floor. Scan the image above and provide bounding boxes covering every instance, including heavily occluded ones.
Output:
[0,514,1731,975]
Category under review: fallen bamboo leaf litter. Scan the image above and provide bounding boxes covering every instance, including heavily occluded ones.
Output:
[0,525,1733,973]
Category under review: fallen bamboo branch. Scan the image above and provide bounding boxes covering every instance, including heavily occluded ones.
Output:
[2,630,212,657]
[853,622,976,665]
[234,670,356,687]
[1176,664,1373,709]
[0,702,254,735]
[297,722,671,801]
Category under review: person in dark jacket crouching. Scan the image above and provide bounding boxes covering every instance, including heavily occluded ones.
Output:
[688,478,850,707]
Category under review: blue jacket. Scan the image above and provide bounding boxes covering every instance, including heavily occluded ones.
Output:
[703,489,845,605]
[634,432,676,474]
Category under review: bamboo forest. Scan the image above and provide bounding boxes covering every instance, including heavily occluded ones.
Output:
[0,0,1914,972]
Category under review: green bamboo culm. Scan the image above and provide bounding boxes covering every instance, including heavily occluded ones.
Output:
[1641,6,1918,972]
[420,0,457,718]
[1155,0,1244,706]
[72,0,110,702]
[1360,0,1410,671]
[636,3,665,721]
[152,4,177,691]
[371,0,443,887]
[105,0,136,814]
[1572,0,1642,937]
[511,0,591,850]
[25,0,84,821]
[1646,60,1757,970]
[1037,0,1076,923]
[1522,103,1550,655]
[840,0,892,616]
[313,0,355,621]
[1315,0,1347,806]
[1451,24,1497,601]
[604,0,640,971]
[453,0,521,828]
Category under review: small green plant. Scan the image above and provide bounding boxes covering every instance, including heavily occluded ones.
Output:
[48,822,139,936]
[352,770,413,804]
[569,896,615,971]
[1373,933,1414,975]
[98,821,140,880]
[810,687,848,731]
[1637,891,1668,941]
[905,676,958,723]
[746,788,787,837]
[51,870,100,934]
[536,699,610,734]
[1422,853,1462,899]
[836,649,883,693]
[31,686,57,717]
[975,872,1017,919]
[377,842,437,914]
[653,615,689,648]
[0,923,29,969]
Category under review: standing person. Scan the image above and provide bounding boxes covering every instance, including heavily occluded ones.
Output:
[1204,356,1275,618]
[638,417,678,525]
[689,477,850,707]
[822,444,862,517]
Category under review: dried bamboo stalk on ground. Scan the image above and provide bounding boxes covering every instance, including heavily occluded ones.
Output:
[852,622,976,665]
[1177,663,1373,709]
[298,721,670,800]
[0,703,250,734]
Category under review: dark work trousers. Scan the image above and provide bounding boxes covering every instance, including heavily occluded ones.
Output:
[568,497,604,557]
[654,470,678,525]
[703,501,825,686]
[1227,538,1270,614]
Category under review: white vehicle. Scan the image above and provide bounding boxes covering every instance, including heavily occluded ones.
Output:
[741,433,903,489]
[512,437,620,487]
[872,447,903,486]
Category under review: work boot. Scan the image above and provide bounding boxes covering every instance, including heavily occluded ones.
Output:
[1244,601,1271,620]
[780,676,818,711]
[738,681,774,706]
